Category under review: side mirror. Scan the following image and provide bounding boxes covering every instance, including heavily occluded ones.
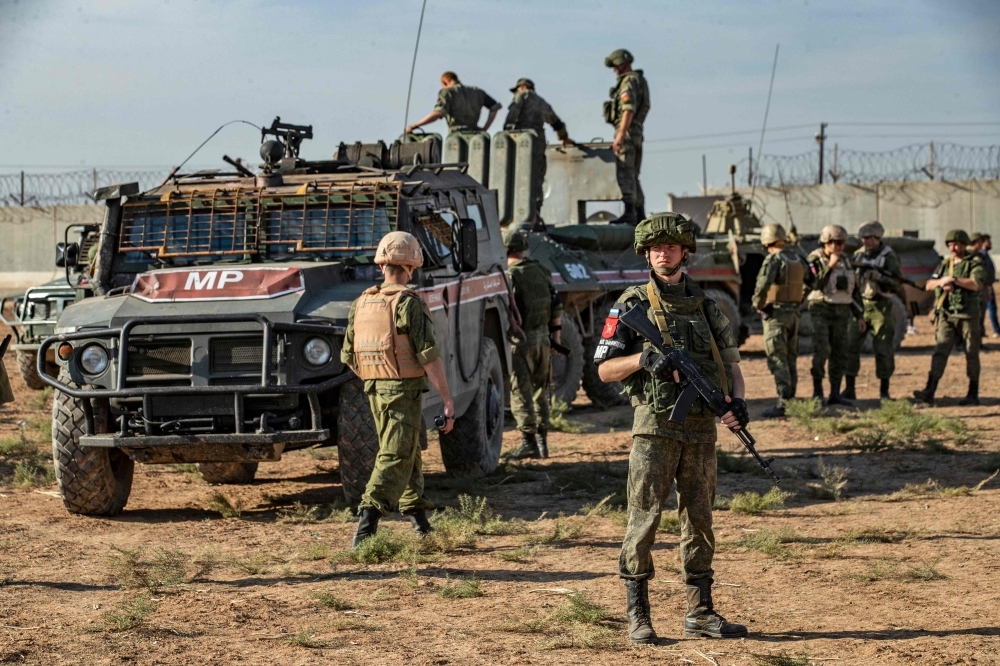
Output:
[452,218,478,273]
[56,242,80,268]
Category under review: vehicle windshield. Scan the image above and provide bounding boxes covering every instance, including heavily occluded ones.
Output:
[116,182,399,270]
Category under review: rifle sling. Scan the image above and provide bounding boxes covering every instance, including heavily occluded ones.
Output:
[934,258,954,311]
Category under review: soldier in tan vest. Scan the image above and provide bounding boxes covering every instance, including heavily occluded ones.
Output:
[340,231,455,547]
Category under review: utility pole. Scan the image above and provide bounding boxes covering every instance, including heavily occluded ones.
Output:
[830,143,840,183]
[815,122,827,185]
[748,147,753,186]
[702,154,707,195]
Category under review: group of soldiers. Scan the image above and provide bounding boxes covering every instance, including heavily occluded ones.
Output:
[405,48,650,225]
[752,221,993,415]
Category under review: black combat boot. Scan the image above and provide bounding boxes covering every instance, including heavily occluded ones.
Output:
[537,428,549,459]
[625,579,657,644]
[959,380,980,406]
[826,377,854,406]
[511,432,540,459]
[880,378,891,401]
[812,377,824,401]
[761,398,785,419]
[403,509,434,536]
[610,202,637,226]
[352,507,381,548]
[684,579,748,639]
[843,375,857,401]
[912,376,938,405]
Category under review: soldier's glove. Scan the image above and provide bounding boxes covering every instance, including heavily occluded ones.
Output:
[639,348,673,381]
[727,397,750,429]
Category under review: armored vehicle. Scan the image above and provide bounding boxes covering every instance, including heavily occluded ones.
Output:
[39,119,512,516]
[1,225,100,389]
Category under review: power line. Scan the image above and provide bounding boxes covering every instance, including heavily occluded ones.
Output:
[645,123,812,144]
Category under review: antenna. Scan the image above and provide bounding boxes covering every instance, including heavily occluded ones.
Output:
[403,0,429,136]
[749,44,780,210]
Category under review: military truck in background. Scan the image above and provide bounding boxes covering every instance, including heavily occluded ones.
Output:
[1,225,101,390]
[39,118,512,516]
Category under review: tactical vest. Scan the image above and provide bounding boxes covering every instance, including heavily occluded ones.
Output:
[855,244,895,300]
[603,70,650,131]
[935,255,981,317]
[352,284,425,380]
[766,252,806,304]
[621,278,732,418]
[512,259,552,332]
[807,252,856,305]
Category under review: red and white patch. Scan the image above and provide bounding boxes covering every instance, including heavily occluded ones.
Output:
[601,314,619,339]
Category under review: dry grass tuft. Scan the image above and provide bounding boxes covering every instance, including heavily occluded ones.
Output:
[205,492,243,518]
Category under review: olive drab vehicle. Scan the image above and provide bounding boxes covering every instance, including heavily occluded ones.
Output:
[1,225,101,390]
[39,118,512,516]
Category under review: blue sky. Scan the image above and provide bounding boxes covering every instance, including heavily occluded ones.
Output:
[1,0,998,210]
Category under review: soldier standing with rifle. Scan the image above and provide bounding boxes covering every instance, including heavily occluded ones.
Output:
[505,228,563,459]
[341,232,456,547]
[604,49,650,226]
[806,225,867,406]
[594,213,750,644]
[405,71,502,138]
[844,221,904,401]
[503,78,574,225]
[913,229,986,406]
[751,224,812,418]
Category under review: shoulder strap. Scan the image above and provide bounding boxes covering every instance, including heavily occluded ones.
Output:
[699,303,730,397]
[934,259,954,310]
[645,281,674,346]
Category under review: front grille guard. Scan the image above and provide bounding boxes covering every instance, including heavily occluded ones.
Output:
[37,313,354,438]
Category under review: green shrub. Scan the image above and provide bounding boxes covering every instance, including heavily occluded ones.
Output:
[102,594,156,632]
[334,530,415,564]
[437,575,483,599]
[729,487,791,515]
[548,399,590,434]
[205,492,242,518]
[552,592,606,624]
[658,513,681,534]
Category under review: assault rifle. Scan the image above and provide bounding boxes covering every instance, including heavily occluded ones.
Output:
[851,260,919,289]
[618,307,780,485]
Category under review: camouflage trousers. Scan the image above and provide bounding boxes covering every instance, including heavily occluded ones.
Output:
[619,435,716,583]
[616,138,644,210]
[846,296,896,380]
[763,305,800,400]
[510,336,551,435]
[929,314,981,384]
[808,301,852,383]
[360,388,433,516]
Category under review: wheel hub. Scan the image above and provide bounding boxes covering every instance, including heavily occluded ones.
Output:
[485,379,501,438]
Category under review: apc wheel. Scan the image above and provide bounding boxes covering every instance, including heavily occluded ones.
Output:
[704,289,742,344]
[582,301,628,407]
[197,462,258,484]
[337,378,379,505]
[550,317,584,406]
[17,350,48,391]
[51,371,133,516]
[440,338,504,477]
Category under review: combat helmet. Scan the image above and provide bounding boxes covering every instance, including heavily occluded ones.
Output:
[945,229,971,245]
[634,213,698,255]
[375,231,423,268]
[819,224,848,244]
[503,228,529,254]
[858,220,884,238]
[605,49,634,67]
[760,224,787,247]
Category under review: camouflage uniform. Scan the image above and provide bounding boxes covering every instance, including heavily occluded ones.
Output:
[605,69,650,219]
[751,250,809,404]
[508,257,562,437]
[846,242,903,385]
[927,254,985,387]
[0,358,13,405]
[806,248,861,398]
[504,86,568,218]
[340,290,439,515]
[434,83,501,133]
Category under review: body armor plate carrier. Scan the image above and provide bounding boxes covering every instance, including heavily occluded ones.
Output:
[352,284,425,380]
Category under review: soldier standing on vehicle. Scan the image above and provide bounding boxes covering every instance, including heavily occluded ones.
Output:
[341,232,456,547]
[970,232,998,340]
[806,225,867,406]
[405,71,502,137]
[843,221,903,401]
[751,223,811,418]
[913,229,986,406]
[504,78,575,225]
[604,49,650,226]
[505,228,563,459]
[594,213,749,644]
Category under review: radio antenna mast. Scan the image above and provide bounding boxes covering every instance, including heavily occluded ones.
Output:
[749,44,780,209]
[403,0,429,136]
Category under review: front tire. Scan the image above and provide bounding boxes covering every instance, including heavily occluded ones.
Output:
[51,371,134,516]
[337,378,379,505]
[550,317,584,406]
[440,338,505,476]
[197,462,258,484]
[17,350,48,391]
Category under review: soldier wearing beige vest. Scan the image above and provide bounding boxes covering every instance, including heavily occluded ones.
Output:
[341,232,455,547]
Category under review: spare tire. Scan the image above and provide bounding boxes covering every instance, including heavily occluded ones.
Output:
[550,317,584,406]
[440,338,504,476]
[17,350,49,391]
[582,301,628,407]
[337,378,379,505]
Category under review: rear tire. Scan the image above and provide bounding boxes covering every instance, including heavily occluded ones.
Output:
[17,350,48,391]
[582,301,628,407]
[550,317,584,406]
[197,462,258,484]
[51,370,133,516]
[440,338,505,477]
[337,378,379,505]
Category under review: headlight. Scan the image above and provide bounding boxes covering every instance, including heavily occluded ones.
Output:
[79,344,110,375]
[302,337,332,366]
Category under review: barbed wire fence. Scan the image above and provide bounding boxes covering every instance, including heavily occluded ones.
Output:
[0,169,170,207]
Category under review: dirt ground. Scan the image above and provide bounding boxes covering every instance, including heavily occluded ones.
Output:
[2,319,999,665]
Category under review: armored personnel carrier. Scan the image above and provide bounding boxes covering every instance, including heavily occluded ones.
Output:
[39,118,512,515]
[1,225,100,389]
